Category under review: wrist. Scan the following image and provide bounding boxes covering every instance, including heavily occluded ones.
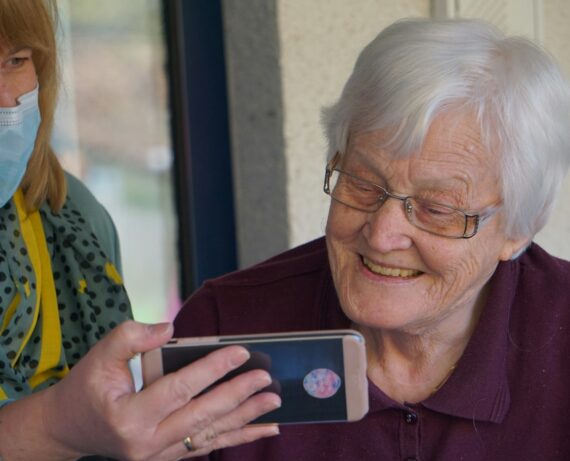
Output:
[0,388,81,461]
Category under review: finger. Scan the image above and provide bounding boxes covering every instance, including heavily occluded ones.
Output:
[155,370,279,447]
[198,424,280,454]
[157,424,280,460]
[94,320,174,363]
[135,345,251,420]
[189,392,281,449]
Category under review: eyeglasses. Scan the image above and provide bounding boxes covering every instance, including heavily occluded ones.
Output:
[323,153,500,239]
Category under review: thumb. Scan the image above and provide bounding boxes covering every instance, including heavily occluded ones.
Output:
[99,320,174,362]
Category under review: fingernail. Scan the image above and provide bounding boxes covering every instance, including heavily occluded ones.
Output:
[269,396,282,410]
[147,322,173,336]
[256,423,280,435]
[230,347,250,368]
[256,373,273,389]
[264,424,280,436]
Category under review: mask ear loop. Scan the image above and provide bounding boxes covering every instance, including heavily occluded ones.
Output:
[15,83,40,108]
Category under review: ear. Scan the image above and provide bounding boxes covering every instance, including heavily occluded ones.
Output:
[499,236,531,261]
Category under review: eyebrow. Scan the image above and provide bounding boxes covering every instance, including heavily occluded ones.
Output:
[6,46,32,55]
[345,151,474,203]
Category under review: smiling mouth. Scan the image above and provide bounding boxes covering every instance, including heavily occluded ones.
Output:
[362,257,422,278]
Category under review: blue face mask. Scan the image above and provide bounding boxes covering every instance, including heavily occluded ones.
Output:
[0,85,41,207]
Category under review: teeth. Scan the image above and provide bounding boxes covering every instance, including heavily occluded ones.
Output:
[362,257,420,278]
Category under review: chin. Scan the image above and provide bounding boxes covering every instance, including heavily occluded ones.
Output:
[339,288,427,332]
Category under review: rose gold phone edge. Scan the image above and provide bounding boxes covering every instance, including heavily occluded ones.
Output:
[141,329,369,422]
[341,333,369,421]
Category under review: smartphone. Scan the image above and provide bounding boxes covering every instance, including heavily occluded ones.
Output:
[142,329,369,424]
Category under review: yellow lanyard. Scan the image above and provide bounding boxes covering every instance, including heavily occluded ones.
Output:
[13,189,68,389]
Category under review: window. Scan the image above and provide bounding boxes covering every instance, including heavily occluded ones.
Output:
[53,0,179,322]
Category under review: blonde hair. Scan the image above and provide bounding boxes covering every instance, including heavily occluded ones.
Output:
[0,0,66,212]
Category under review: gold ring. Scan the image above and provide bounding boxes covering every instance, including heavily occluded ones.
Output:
[183,435,194,451]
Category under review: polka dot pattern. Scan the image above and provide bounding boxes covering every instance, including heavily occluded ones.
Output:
[0,192,131,402]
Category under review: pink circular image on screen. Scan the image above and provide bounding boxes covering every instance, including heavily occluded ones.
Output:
[303,368,342,399]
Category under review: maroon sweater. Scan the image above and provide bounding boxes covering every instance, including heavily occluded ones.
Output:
[174,237,570,461]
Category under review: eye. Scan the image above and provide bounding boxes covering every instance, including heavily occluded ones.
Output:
[415,200,456,218]
[345,176,375,193]
[7,57,28,67]
[342,173,378,194]
[334,173,382,207]
[4,48,32,69]
[425,204,453,216]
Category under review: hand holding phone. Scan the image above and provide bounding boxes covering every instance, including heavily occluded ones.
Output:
[142,330,369,425]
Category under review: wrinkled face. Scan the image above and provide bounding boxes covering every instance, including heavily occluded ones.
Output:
[325,113,525,334]
[0,45,36,107]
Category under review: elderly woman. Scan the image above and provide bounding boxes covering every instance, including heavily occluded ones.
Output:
[0,1,280,459]
[174,18,570,460]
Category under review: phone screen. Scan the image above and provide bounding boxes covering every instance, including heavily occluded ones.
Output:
[162,336,348,424]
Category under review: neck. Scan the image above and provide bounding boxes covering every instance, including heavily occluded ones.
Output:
[360,284,489,403]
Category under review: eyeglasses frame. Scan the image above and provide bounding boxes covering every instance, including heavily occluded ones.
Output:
[323,152,500,239]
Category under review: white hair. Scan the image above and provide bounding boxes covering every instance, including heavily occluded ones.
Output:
[323,18,570,240]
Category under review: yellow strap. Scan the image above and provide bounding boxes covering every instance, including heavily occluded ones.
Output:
[105,262,123,285]
[13,190,69,386]
[11,191,42,367]
[28,365,69,389]
[30,204,68,384]
[0,292,21,335]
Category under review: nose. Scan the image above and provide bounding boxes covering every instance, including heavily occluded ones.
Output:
[363,195,415,253]
[0,77,17,107]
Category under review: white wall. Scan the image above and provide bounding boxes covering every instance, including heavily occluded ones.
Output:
[223,0,570,267]
[533,0,570,257]
[278,0,430,250]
